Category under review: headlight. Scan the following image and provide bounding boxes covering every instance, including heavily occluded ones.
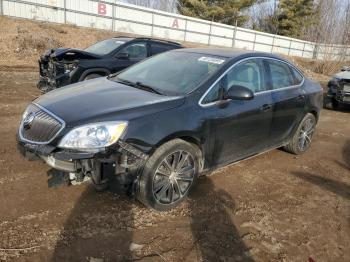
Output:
[58,121,128,152]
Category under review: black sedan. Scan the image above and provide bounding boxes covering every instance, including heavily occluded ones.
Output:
[18,48,323,211]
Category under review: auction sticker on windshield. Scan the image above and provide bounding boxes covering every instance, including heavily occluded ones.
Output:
[198,57,225,64]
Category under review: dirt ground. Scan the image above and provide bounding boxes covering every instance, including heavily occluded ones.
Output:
[0,69,349,262]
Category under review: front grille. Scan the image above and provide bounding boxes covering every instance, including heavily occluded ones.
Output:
[20,104,64,144]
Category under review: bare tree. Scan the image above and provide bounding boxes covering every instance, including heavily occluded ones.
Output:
[304,0,350,73]
[124,0,180,13]
[249,1,278,34]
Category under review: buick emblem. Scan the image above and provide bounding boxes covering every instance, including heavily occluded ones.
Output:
[23,112,36,129]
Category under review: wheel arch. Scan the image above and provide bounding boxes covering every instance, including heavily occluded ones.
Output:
[79,68,111,81]
[308,108,320,122]
[148,132,205,171]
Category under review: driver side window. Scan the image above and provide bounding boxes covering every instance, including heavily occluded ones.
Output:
[201,58,265,104]
[118,42,148,60]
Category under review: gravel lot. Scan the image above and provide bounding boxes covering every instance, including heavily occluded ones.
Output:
[0,70,349,262]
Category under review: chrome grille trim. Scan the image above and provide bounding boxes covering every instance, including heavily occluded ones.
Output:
[19,103,66,145]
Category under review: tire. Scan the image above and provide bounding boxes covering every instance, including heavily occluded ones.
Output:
[91,162,109,192]
[331,99,339,109]
[83,73,103,81]
[283,113,316,155]
[91,178,108,192]
[137,139,201,211]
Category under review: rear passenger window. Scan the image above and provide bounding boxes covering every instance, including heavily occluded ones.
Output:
[151,43,172,55]
[290,66,304,85]
[267,60,295,89]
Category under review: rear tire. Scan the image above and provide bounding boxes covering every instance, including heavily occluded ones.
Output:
[83,73,103,81]
[283,113,316,155]
[136,139,201,211]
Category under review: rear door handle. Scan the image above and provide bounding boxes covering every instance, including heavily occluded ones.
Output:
[260,104,272,112]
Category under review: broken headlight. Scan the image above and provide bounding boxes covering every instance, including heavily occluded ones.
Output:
[58,121,128,152]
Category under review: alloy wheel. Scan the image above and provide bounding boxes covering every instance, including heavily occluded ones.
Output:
[152,150,195,204]
[298,118,315,152]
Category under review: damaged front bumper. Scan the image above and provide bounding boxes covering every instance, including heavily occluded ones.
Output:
[17,139,148,190]
[37,63,73,92]
[37,74,71,93]
[327,81,350,104]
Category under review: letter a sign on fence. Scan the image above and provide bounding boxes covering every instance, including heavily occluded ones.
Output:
[172,18,179,29]
[98,2,107,15]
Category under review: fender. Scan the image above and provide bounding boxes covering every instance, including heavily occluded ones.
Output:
[79,68,111,81]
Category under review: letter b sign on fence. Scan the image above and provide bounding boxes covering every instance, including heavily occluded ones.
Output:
[98,2,106,15]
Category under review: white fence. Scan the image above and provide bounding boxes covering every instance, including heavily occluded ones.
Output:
[1,0,349,60]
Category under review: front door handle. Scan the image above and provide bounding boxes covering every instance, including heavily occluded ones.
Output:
[260,104,272,112]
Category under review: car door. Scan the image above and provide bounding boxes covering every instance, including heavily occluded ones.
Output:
[264,59,306,146]
[200,58,273,166]
[111,41,149,73]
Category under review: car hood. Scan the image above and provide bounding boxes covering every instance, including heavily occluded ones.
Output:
[35,77,185,126]
[333,71,350,80]
[41,48,101,61]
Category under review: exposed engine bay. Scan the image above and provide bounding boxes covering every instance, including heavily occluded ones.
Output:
[38,48,99,92]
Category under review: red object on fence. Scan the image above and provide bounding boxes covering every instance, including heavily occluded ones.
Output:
[98,2,106,15]
[172,18,179,28]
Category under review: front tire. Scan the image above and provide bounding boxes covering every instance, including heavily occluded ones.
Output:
[137,139,201,211]
[283,113,316,155]
[331,99,339,109]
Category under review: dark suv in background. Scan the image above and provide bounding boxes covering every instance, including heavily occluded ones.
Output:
[37,37,183,92]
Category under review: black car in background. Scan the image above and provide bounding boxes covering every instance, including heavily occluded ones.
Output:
[37,37,182,92]
[326,67,350,109]
[18,48,323,211]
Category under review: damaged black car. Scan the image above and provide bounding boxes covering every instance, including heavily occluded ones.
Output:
[18,48,323,211]
[37,36,182,93]
[326,66,350,109]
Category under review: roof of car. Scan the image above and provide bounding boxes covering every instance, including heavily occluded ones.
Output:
[112,36,134,42]
[112,36,182,46]
[175,47,284,60]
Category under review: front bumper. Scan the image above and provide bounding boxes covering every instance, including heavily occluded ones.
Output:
[327,82,350,104]
[17,140,94,172]
[17,138,148,187]
[37,73,71,92]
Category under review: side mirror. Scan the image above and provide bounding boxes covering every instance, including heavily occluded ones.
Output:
[116,52,129,59]
[225,85,254,100]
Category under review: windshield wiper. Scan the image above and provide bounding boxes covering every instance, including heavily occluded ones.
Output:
[135,82,163,95]
[114,77,162,95]
[113,77,135,87]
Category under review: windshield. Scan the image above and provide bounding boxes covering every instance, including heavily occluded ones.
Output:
[85,39,126,55]
[111,51,226,95]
